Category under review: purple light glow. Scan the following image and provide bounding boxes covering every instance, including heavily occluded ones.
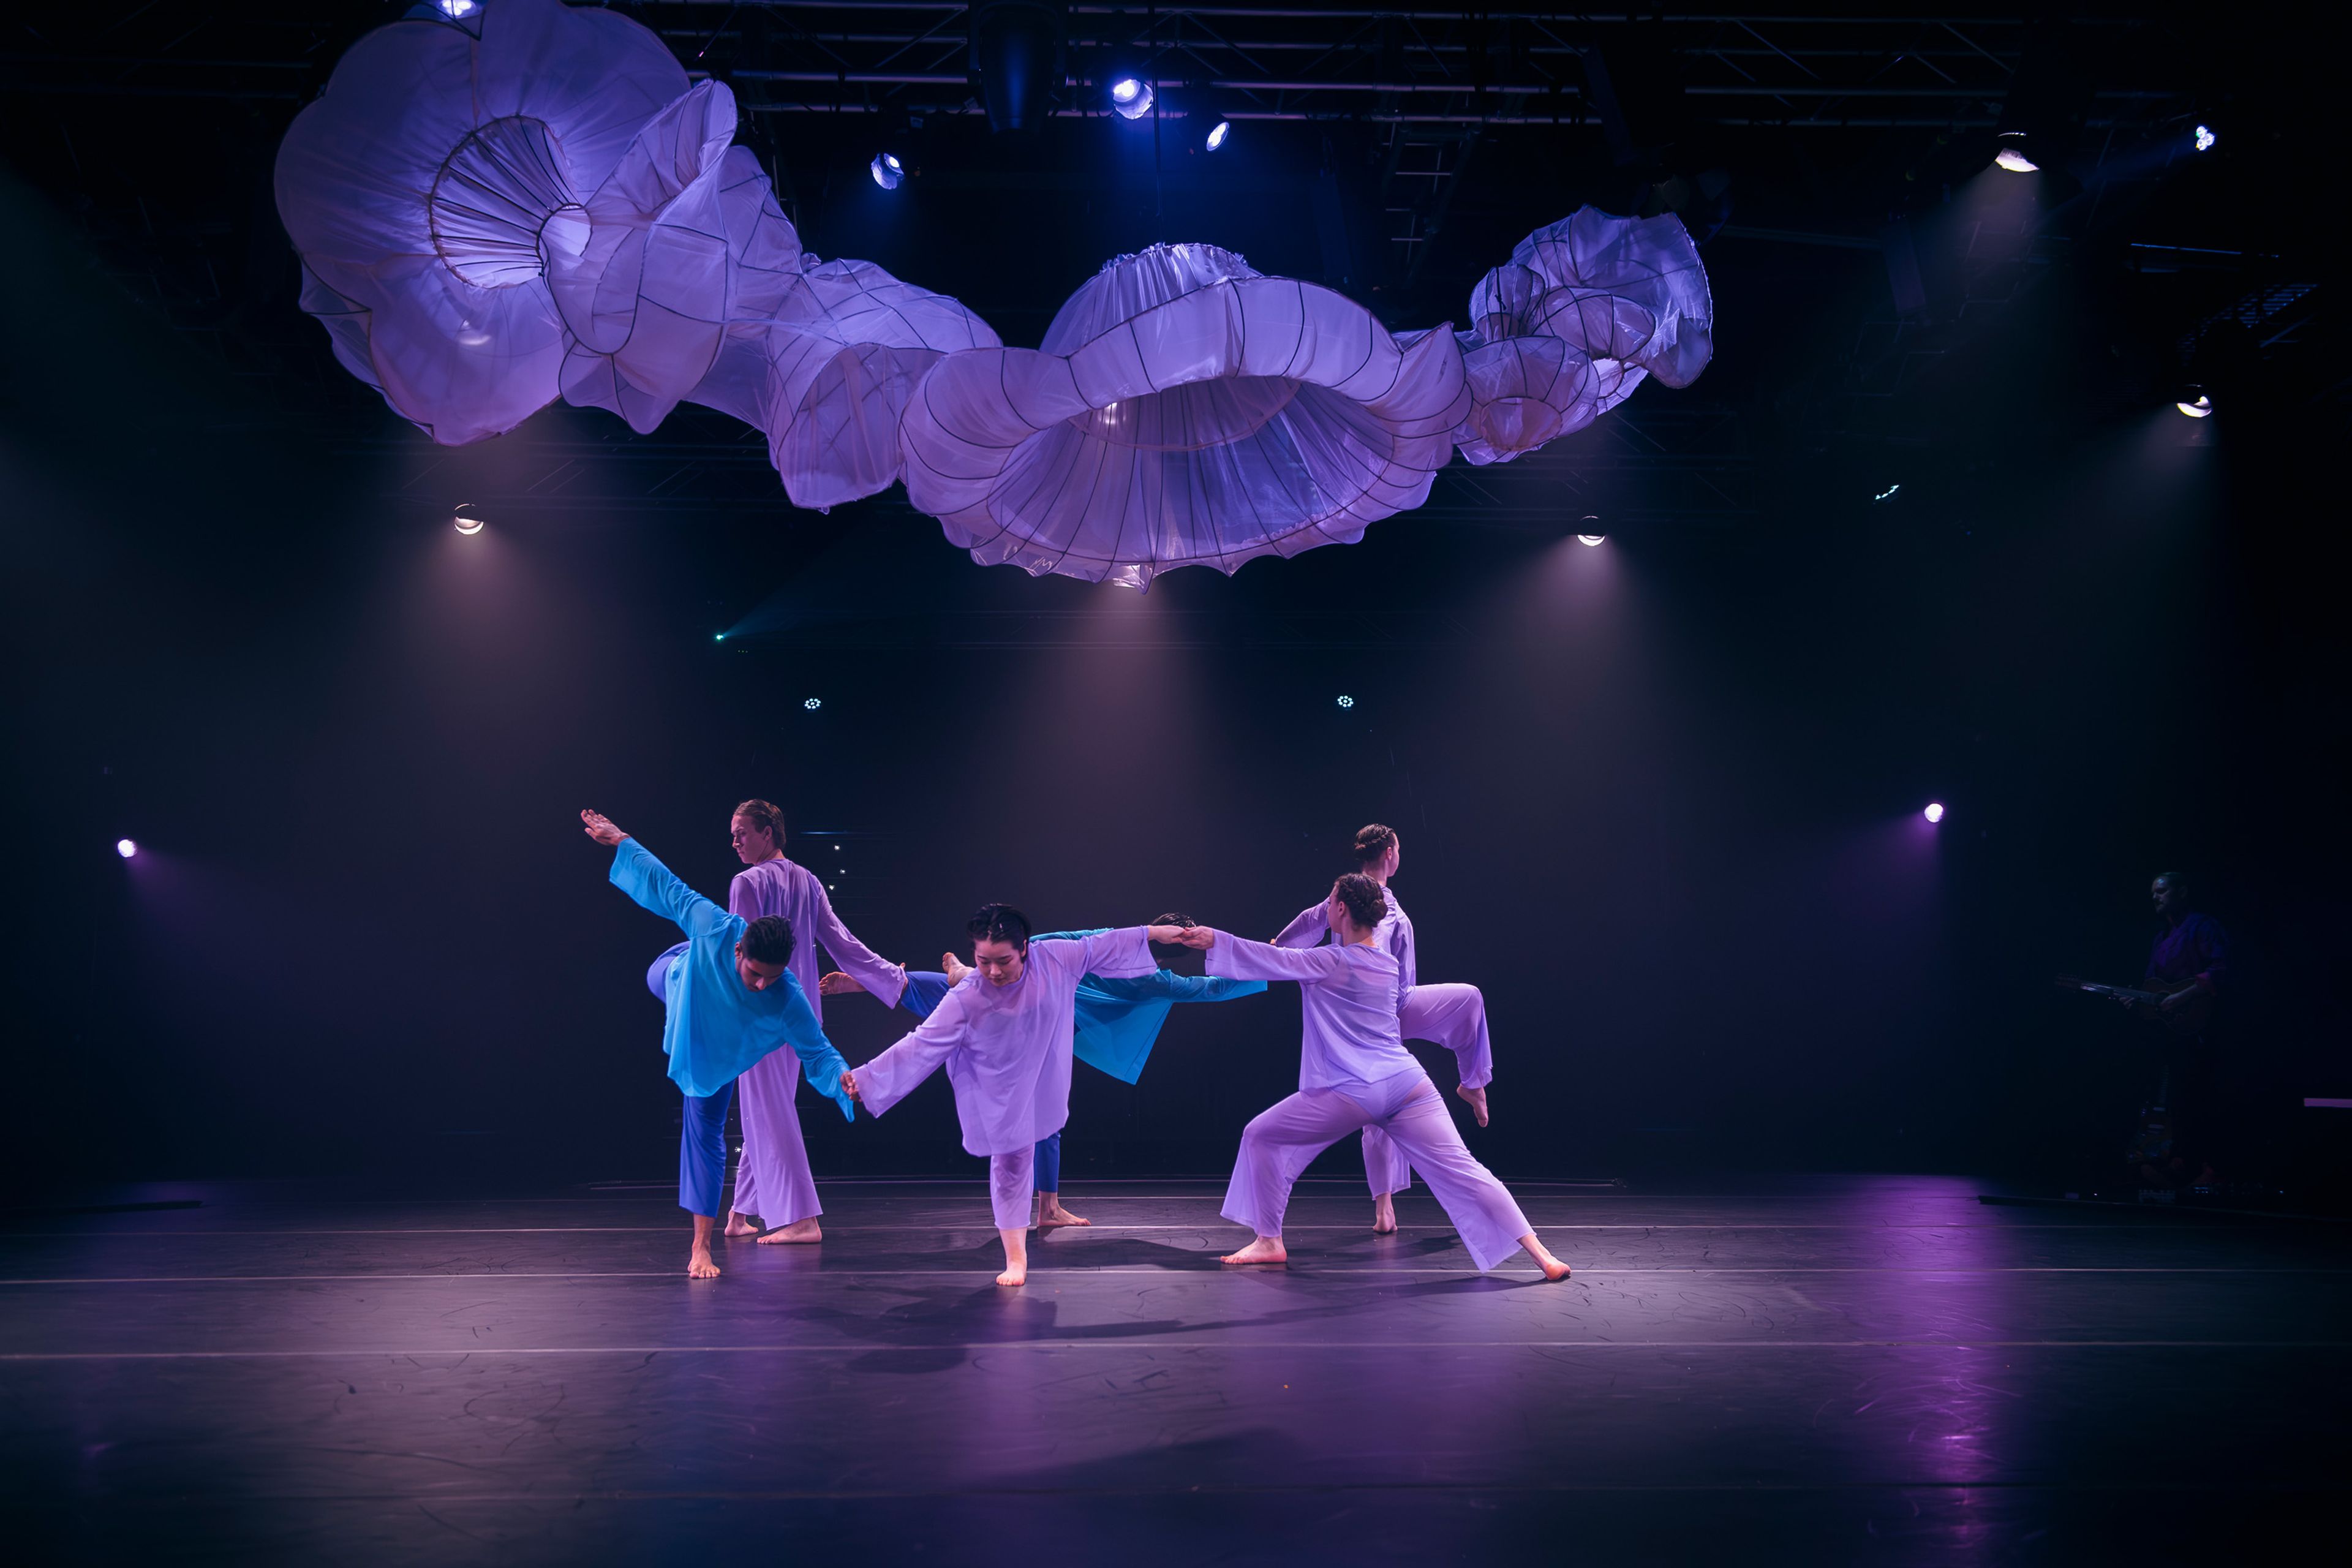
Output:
[116,839,138,858]
[1923,803,1945,824]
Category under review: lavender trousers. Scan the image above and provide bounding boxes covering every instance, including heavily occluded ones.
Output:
[1363,982,1495,1197]
[1223,1071,1533,1273]
[728,1046,821,1229]
[988,1145,1037,1231]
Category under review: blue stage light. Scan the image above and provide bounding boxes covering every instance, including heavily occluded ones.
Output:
[1206,120,1231,151]
[437,1,479,17]
[116,839,137,859]
[870,153,905,190]
[2194,124,2217,153]
[804,698,823,710]
[1875,483,1902,502]
[1110,77,1154,119]
[1336,695,1354,709]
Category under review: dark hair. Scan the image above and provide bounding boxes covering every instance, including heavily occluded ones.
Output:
[967,902,1031,949]
[1153,911,1194,927]
[739,913,796,967]
[2154,872,2188,892]
[733,798,786,846]
[1352,823,1398,866]
[1331,873,1387,930]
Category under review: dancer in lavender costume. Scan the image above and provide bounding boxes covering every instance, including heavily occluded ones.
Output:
[1189,874,1567,1278]
[580,810,854,1280]
[843,905,1193,1286]
[1275,824,1494,1233]
[722,798,907,1245]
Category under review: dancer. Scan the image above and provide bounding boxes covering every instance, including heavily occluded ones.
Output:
[1188,875,1567,1278]
[1275,823,1494,1234]
[581,809,854,1280]
[840,907,1193,1286]
[723,798,907,1245]
[832,919,1262,1227]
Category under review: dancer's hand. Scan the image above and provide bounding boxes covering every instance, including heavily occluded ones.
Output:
[1145,923,1193,945]
[1169,925,1216,950]
[840,1069,861,1101]
[819,971,865,997]
[581,809,627,846]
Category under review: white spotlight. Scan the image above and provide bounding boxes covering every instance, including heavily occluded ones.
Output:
[2193,124,2217,153]
[452,503,484,535]
[804,698,823,710]
[436,0,480,17]
[1206,120,1231,151]
[1874,483,1902,502]
[1336,695,1354,709]
[1923,803,1945,824]
[2176,394,2213,419]
[116,839,137,859]
[1575,534,1605,546]
[1109,77,1155,119]
[870,153,905,190]
[1993,132,2038,173]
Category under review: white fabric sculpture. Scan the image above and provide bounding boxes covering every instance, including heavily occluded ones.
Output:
[900,244,1469,586]
[1454,209,1715,466]
[276,0,1713,582]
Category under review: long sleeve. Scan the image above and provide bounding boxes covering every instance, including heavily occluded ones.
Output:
[1072,925,1156,981]
[773,974,855,1120]
[610,839,728,941]
[1272,901,1329,949]
[856,984,973,1118]
[1205,929,1352,985]
[812,886,908,1008]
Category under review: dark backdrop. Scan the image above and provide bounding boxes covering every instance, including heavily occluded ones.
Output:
[3,7,2344,1196]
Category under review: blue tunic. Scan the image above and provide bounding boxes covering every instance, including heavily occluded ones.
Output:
[899,929,1264,1085]
[609,837,854,1115]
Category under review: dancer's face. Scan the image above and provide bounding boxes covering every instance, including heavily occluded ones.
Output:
[1382,832,1403,879]
[733,941,787,992]
[971,937,1026,986]
[730,814,778,864]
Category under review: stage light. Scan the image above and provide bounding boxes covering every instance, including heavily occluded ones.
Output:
[2176,393,2213,418]
[1575,534,1605,546]
[1923,803,1945,824]
[436,0,479,17]
[452,503,484,535]
[870,153,905,190]
[116,839,137,859]
[1206,120,1231,151]
[2194,124,2217,153]
[1993,133,2038,173]
[804,698,822,710]
[1874,483,1902,502]
[1336,695,1354,709]
[714,633,726,641]
[1109,77,1154,119]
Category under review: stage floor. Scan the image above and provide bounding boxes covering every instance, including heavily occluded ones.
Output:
[4,1174,2346,1564]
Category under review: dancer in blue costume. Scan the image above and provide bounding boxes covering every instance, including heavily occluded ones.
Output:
[582,809,855,1280]
[824,919,1261,1227]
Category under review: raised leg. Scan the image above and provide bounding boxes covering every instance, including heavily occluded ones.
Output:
[989,1147,1038,1284]
[1401,982,1494,1098]
[1219,1089,1369,1263]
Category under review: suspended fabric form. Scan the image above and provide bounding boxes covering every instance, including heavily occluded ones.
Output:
[276,0,1713,582]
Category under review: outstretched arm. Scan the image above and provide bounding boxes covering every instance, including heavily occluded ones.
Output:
[847,984,973,1118]
[812,886,909,1008]
[587,810,726,940]
[1193,927,1352,985]
[1272,900,1332,949]
[772,975,856,1120]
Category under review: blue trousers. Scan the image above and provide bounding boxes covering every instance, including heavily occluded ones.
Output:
[680,1081,735,1218]
[1034,1128,1061,1193]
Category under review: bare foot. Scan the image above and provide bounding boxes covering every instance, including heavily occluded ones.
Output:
[756,1217,821,1245]
[723,1212,760,1238]
[1518,1232,1571,1281]
[995,1261,1027,1286]
[1371,1192,1397,1234]
[996,1226,1027,1287]
[1221,1235,1288,1266]
[1036,1196,1091,1229]
[1456,1083,1489,1127]
[688,1247,721,1279]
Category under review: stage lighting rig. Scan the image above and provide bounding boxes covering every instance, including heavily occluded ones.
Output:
[2194,124,2218,153]
[1923,804,1945,824]
[969,2,1063,135]
[452,503,484,535]
[1109,74,1155,120]
[870,153,905,190]
[1993,133,2039,174]
[2176,391,2214,418]
[116,839,138,859]
[1205,120,1231,152]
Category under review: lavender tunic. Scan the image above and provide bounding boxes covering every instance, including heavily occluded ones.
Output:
[726,856,907,1225]
[1273,886,1416,988]
[856,927,1157,1156]
[1204,930,1418,1099]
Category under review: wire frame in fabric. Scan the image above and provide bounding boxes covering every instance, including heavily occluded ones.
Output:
[274,0,690,443]
[1454,208,1715,467]
[900,244,1469,587]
